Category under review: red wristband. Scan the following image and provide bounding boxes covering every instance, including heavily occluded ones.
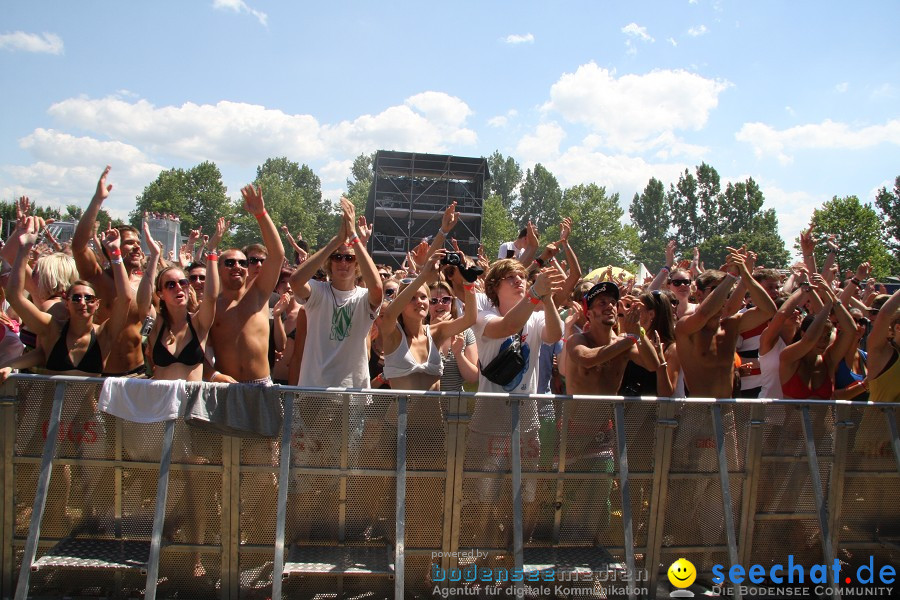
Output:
[110,249,121,258]
[528,295,541,305]
[463,283,475,291]
[207,253,219,261]
[254,210,267,219]
[349,235,362,245]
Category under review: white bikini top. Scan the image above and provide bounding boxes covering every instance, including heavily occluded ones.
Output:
[383,324,444,380]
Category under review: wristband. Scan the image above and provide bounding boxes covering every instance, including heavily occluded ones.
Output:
[439,227,451,237]
[529,284,543,304]
[851,278,861,287]
[210,371,219,382]
[624,333,639,344]
[349,235,362,245]
[207,253,219,261]
[639,326,646,338]
[110,258,123,265]
[463,283,475,291]
[534,257,545,267]
[661,265,670,272]
[110,248,122,258]
[657,361,668,370]
[254,209,267,219]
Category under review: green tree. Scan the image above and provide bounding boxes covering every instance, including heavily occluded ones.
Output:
[560,184,639,273]
[130,162,234,243]
[513,164,562,231]
[486,151,523,211]
[695,162,722,241]
[805,196,895,278]
[480,195,518,260]
[345,152,375,217]
[64,204,84,221]
[875,176,900,259]
[629,177,669,267]
[667,168,701,249]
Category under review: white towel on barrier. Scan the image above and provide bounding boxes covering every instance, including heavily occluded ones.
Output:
[99,377,186,423]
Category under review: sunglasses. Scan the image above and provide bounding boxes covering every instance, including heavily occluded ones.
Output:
[330,253,356,263]
[164,278,190,290]
[378,272,390,279]
[248,256,266,265]
[669,279,691,287]
[384,288,397,297]
[69,293,97,304]
[854,317,869,325]
[430,296,453,306]
[223,258,249,268]
[189,274,206,282]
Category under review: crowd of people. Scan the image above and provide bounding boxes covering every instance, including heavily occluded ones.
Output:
[0,165,897,407]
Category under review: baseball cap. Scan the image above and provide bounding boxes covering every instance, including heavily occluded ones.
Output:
[583,281,620,309]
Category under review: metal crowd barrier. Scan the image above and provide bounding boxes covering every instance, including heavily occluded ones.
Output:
[1,374,898,599]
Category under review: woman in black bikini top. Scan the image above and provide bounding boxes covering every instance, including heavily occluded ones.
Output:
[140,220,220,382]
[0,217,133,379]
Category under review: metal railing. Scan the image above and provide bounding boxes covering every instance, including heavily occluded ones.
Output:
[1,374,898,599]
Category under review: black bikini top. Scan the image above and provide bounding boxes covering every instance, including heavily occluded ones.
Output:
[46,321,104,374]
[152,317,205,368]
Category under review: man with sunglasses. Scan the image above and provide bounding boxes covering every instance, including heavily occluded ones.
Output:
[289,197,383,387]
[186,262,207,300]
[71,166,148,376]
[208,184,285,384]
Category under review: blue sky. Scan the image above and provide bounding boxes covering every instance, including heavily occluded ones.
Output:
[1,1,898,252]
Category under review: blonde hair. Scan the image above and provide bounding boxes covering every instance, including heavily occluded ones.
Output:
[484,258,527,308]
[35,253,78,300]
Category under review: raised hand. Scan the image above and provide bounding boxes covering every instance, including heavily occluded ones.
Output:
[440,201,458,233]
[356,215,373,246]
[533,267,565,299]
[410,239,429,269]
[102,224,121,252]
[825,234,839,252]
[142,221,162,256]
[241,184,265,215]
[799,222,816,256]
[17,216,44,246]
[854,262,871,281]
[94,165,113,202]
[665,240,677,267]
[559,217,572,244]
[208,217,229,251]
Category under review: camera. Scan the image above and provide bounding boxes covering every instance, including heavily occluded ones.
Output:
[440,252,463,266]
[440,252,483,283]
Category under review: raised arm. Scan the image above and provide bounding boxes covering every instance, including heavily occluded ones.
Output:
[341,197,382,308]
[100,226,134,335]
[732,249,778,332]
[72,166,115,295]
[137,221,161,321]
[430,263,478,344]
[813,275,857,372]
[759,286,808,355]
[289,210,349,301]
[483,268,563,340]
[517,222,540,267]
[677,273,737,336]
[799,223,818,275]
[240,184,285,295]
[5,217,54,337]
[780,300,833,376]
[194,220,222,334]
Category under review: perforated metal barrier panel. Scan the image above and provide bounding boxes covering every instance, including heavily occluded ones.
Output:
[1,376,899,600]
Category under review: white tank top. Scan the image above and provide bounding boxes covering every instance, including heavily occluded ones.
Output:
[383,324,443,380]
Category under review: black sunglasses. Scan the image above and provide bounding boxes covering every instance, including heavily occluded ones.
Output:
[223,258,249,268]
[330,253,356,263]
[164,279,190,290]
[384,288,396,297]
[378,272,390,279]
[69,293,97,303]
[669,279,691,287]
[189,274,206,282]
[248,256,266,265]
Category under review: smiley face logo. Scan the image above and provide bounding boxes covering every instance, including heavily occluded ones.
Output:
[667,557,696,589]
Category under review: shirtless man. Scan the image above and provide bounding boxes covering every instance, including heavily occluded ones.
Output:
[676,250,777,398]
[564,281,660,544]
[208,184,284,384]
[71,166,146,376]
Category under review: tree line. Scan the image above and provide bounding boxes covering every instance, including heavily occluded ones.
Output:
[6,155,899,278]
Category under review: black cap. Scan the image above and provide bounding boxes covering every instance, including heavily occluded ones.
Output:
[583,281,620,308]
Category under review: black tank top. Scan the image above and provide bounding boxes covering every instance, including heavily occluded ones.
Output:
[152,317,204,368]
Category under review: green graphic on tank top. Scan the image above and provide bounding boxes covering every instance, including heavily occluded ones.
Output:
[331,302,352,341]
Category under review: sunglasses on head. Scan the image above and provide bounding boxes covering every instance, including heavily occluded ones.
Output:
[430,296,453,306]
[223,258,249,268]
[330,253,356,263]
[164,278,190,290]
[69,293,96,304]
[248,256,266,265]
[669,278,691,287]
[189,274,206,282]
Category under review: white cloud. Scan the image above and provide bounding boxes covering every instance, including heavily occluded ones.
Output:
[735,118,900,165]
[0,31,63,54]
[621,23,654,43]
[515,123,567,165]
[541,62,730,152]
[503,33,534,45]
[625,40,637,56]
[755,182,818,252]
[667,37,678,47]
[3,92,478,214]
[487,109,518,128]
[835,82,849,93]
[687,25,708,36]
[870,83,897,100]
[212,0,268,26]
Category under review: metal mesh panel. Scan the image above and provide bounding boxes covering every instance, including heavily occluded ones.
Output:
[240,470,278,545]
[459,477,513,548]
[623,402,658,474]
[406,395,447,471]
[838,477,900,543]
[749,519,823,570]
[670,404,748,473]
[346,476,395,544]
[291,392,345,468]
[755,460,831,514]
[559,475,618,547]
[661,477,742,548]
[846,405,897,469]
[14,379,59,457]
[163,470,222,546]
[54,382,110,461]
[27,560,147,598]
[154,550,222,598]
[526,477,558,543]
[561,400,617,474]
[238,552,273,599]
[762,404,835,458]
[285,475,341,543]
[405,477,445,548]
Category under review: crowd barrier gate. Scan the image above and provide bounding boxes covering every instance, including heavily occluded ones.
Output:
[1,374,898,599]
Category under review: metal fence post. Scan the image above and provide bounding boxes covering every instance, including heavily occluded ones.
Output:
[272,392,294,600]
[144,419,176,600]
[737,403,766,567]
[394,395,408,600]
[711,404,742,600]
[614,402,637,600]
[645,400,676,600]
[800,406,837,598]
[511,398,523,593]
